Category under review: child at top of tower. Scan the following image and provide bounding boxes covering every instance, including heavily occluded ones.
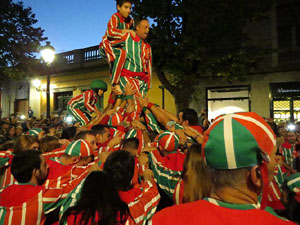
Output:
[99,0,135,70]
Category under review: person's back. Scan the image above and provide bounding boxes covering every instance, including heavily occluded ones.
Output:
[151,200,294,225]
[151,112,296,225]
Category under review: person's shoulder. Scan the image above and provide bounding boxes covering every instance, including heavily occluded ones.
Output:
[152,200,206,222]
[151,200,296,225]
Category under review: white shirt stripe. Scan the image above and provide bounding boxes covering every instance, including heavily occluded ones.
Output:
[21,202,26,225]
[224,115,237,168]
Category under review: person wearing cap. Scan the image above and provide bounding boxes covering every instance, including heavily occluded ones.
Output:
[0,150,90,225]
[150,112,295,225]
[279,130,299,174]
[144,131,185,200]
[43,139,95,189]
[27,128,45,140]
[67,79,107,127]
[278,173,300,223]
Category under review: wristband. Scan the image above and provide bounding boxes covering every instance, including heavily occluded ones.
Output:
[125,95,133,100]
[147,102,155,108]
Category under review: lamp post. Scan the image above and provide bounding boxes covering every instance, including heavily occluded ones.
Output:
[41,41,55,119]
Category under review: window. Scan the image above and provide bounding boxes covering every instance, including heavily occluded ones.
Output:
[270,82,300,123]
[54,91,73,112]
[206,86,250,121]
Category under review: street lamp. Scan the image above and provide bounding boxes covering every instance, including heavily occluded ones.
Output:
[41,41,55,119]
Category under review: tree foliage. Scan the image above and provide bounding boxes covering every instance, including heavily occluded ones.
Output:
[0,0,47,81]
[133,0,274,111]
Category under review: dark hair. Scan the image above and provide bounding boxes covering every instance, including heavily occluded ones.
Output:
[103,151,134,191]
[61,127,77,140]
[40,136,60,152]
[135,17,149,29]
[11,150,42,183]
[60,171,129,225]
[13,135,39,154]
[122,138,139,151]
[181,108,198,126]
[116,0,132,7]
[281,181,300,223]
[91,124,110,135]
[149,130,159,142]
[74,130,96,140]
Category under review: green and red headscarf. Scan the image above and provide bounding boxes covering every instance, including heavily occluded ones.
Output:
[65,139,93,157]
[202,112,276,209]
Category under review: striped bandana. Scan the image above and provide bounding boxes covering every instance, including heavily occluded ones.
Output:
[202,112,276,169]
[27,128,43,137]
[65,139,93,157]
[108,112,124,126]
[125,128,138,139]
[156,131,179,152]
[286,173,300,202]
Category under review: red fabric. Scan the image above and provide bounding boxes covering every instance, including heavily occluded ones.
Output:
[0,184,43,207]
[119,187,142,204]
[190,125,204,134]
[99,115,110,125]
[173,179,184,205]
[152,150,185,171]
[151,200,295,225]
[121,68,149,83]
[65,212,100,225]
[147,102,155,109]
[46,159,73,179]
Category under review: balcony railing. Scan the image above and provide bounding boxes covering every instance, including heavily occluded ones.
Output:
[55,45,103,65]
[52,45,106,72]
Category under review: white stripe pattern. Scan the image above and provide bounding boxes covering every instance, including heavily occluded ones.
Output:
[287,176,300,187]
[36,191,43,225]
[8,207,13,225]
[224,115,237,168]
[21,202,26,225]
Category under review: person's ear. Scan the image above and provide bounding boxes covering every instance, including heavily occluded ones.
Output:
[32,168,40,178]
[249,166,262,192]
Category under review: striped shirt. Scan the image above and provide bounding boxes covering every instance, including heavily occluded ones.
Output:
[0,172,87,225]
[148,150,184,199]
[99,12,134,62]
[280,142,298,169]
[119,180,160,225]
[67,90,98,113]
[112,33,152,87]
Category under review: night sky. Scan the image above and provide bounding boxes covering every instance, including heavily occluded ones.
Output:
[21,0,116,53]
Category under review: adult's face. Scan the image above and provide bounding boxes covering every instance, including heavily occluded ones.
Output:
[266,146,277,182]
[100,128,112,144]
[84,134,97,152]
[136,20,150,40]
[287,132,297,144]
[37,156,49,185]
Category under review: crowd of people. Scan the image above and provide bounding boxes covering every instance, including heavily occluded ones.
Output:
[1,0,300,224]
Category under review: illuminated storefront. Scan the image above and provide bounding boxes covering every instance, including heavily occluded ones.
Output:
[271,82,300,123]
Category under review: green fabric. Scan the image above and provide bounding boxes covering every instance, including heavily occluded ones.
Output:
[90,80,107,92]
[204,118,261,169]
[205,120,227,169]
[148,152,181,199]
[286,173,300,193]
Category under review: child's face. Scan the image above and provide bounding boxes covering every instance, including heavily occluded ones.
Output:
[117,2,132,18]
